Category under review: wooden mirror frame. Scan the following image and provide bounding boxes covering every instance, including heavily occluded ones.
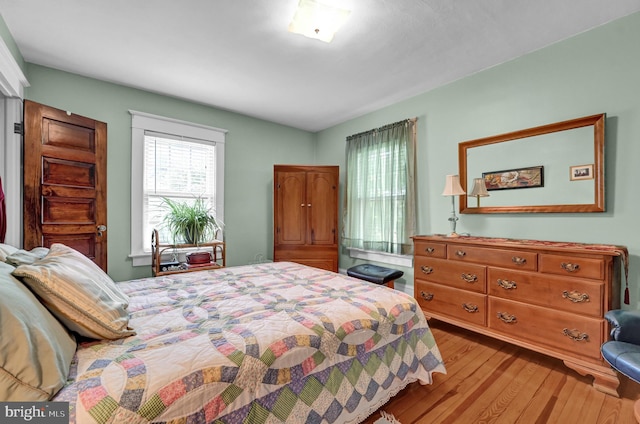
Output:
[459,113,605,214]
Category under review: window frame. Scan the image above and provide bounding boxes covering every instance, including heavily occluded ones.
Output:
[129,110,226,266]
[0,36,28,247]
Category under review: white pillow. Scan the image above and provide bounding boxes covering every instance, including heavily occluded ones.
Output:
[5,247,49,267]
[12,243,135,340]
[0,243,18,263]
[0,262,76,400]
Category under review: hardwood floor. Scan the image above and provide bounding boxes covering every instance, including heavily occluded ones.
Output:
[361,320,640,424]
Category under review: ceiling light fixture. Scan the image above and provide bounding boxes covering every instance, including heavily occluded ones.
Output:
[288,0,351,43]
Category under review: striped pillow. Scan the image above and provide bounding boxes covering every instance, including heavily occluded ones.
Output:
[12,243,135,340]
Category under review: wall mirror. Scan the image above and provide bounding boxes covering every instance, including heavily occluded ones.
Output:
[459,113,605,214]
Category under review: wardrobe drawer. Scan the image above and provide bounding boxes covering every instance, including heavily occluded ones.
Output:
[488,298,604,361]
[414,240,447,258]
[488,268,604,317]
[539,254,605,280]
[415,256,486,293]
[447,245,537,272]
[416,281,486,326]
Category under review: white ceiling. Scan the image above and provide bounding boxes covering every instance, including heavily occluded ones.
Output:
[2,0,640,132]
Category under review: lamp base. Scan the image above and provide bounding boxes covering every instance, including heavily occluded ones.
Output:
[447,232,461,238]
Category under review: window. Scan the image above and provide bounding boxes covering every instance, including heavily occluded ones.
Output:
[129,111,226,266]
[342,119,416,263]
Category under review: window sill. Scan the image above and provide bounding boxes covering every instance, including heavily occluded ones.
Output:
[347,248,413,268]
[130,252,152,267]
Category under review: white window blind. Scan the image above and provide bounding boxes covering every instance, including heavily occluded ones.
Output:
[355,145,407,246]
[143,132,217,244]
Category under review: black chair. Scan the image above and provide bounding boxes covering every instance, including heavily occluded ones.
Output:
[346,264,403,289]
[602,309,640,422]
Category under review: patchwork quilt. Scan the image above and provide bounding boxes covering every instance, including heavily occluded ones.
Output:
[54,262,446,423]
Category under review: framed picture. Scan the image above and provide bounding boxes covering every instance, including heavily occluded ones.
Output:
[482,166,544,191]
[570,164,594,181]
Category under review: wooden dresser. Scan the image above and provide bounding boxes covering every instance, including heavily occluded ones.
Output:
[413,234,627,396]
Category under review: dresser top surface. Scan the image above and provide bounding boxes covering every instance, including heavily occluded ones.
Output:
[413,234,627,258]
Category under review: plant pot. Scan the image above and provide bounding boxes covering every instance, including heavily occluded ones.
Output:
[186,251,212,265]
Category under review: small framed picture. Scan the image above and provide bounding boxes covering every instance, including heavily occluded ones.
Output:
[570,164,594,181]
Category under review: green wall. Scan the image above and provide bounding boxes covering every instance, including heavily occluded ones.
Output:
[0,14,25,72]
[316,12,640,308]
[9,12,640,309]
[24,65,316,281]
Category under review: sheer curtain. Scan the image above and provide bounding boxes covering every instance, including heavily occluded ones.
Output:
[342,119,416,255]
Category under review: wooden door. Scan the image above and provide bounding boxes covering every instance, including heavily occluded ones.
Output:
[275,171,306,245]
[307,171,337,245]
[23,100,108,270]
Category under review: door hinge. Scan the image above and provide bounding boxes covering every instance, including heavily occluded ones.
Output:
[14,122,23,135]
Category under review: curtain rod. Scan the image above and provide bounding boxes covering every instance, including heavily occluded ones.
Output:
[346,117,417,141]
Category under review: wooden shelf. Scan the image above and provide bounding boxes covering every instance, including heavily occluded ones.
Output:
[151,228,225,276]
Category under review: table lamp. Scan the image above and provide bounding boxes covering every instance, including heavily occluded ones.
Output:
[442,174,465,237]
[469,177,489,207]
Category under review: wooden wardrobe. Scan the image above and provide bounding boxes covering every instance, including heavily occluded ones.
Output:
[273,165,338,272]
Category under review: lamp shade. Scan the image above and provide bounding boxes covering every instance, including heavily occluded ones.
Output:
[469,178,489,197]
[442,174,465,196]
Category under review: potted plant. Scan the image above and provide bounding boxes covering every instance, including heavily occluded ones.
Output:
[161,197,222,245]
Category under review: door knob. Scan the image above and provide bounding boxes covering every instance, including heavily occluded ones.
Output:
[97,225,107,236]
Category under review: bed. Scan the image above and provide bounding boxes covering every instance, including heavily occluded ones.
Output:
[1,243,445,423]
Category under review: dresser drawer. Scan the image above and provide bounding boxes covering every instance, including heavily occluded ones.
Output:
[415,256,486,293]
[488,298,604,361]
[447,245,537,272]
[416,281,486,326]
[539,254,605,280]
[414,240,447,258]
[488,268,604,317]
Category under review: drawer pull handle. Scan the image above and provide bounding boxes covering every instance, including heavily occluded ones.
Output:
[512,256,527,265]
[420,291,434,301]
[497,279,517,290]
[455,250,466,258]
[562,328,589,342]
[421,266,434,274]
[462,303,479,313]
[461,273,478,283]
[496,312,517,323]
[561,262,580,273]
[425,247,435,253]
[562,290,590,303]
